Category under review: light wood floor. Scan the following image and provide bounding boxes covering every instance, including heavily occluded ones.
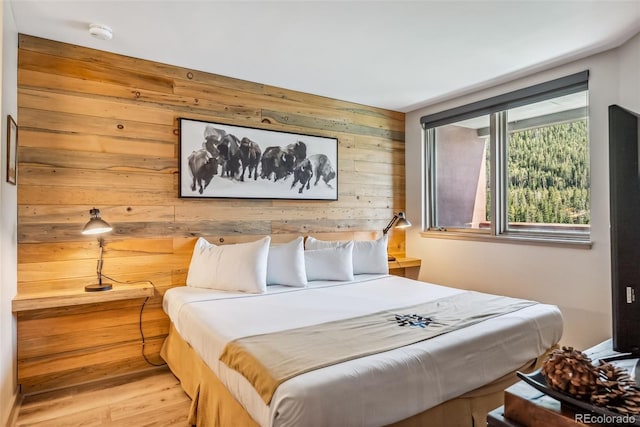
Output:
[12,368,192,426]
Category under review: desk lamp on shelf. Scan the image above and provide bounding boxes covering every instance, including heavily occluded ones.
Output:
[383,211,412,262]
[82,208,113,292]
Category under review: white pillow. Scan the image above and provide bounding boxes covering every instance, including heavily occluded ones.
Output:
[186,236,271,293]
[305,235,389,274]
[304,241,354,281]
[267,237,307,287]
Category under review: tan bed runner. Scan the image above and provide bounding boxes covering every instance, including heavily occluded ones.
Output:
[219,291,536,404]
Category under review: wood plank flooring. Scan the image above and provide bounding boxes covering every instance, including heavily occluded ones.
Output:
[13,368,192,426]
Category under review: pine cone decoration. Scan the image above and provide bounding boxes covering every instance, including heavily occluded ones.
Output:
[591,361,640,415]
[541,346,640,416]
[541,346,597,399]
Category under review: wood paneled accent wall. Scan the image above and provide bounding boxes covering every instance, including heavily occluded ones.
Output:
[16,35,406,393]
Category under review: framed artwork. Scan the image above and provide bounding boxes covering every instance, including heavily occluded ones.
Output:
[6,115,17,185]
[179,118,338,200]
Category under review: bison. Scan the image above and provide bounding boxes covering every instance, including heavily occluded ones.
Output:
[214,134,242,179]
[260,146,294,182]
[188,148,218,194]
[239,137,262,182]
[203,125,226,142]
[290,159,314,194]
[286,141,307,167]
[309,154,336,188]
[259,141,306,183]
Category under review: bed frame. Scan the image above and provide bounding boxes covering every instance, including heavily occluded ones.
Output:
[162,323,551,427]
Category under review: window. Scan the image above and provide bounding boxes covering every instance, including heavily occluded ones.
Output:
[422,71,590,243]
[430,115,491,231]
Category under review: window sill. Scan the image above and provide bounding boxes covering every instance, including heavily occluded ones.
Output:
[420,230,592,249]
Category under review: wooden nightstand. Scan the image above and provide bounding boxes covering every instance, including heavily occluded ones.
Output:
[388,257,421,279]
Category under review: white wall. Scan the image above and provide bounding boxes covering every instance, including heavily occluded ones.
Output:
[0,0,18,424]
[618,32,640,112]
[405,33,640,351]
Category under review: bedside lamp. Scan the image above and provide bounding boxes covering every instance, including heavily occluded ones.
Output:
[82,208,113,292]
[383,212,412,262]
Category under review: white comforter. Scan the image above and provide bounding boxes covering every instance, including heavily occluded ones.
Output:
[163,274,563,427]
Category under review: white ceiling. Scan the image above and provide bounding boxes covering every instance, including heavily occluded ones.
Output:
[9,0,640,112]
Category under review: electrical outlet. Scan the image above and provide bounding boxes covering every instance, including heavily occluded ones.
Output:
[626,286,636,304]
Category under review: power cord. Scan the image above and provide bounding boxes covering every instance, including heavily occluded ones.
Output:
[101,274,167,367]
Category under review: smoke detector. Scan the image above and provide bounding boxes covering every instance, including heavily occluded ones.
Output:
[89,24,113,41]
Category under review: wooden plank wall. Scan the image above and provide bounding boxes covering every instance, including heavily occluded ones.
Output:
[16,35,406,393]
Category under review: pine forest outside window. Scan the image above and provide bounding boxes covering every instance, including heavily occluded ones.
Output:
[421,71,590,244]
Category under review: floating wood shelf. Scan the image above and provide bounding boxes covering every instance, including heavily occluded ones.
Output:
[388,257,421,270]
[388,257,421,279]
[12,282,154,312]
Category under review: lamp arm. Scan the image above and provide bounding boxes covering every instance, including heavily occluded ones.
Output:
[383,214,399,235]
[97,237,105,285]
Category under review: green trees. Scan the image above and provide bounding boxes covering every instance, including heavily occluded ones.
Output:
[491,120,590,225]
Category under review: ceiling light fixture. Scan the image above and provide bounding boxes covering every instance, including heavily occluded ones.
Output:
[89,23,113,41]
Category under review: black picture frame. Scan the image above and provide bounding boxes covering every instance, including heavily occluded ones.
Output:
[6,115,17,185]
[179,118,338,200]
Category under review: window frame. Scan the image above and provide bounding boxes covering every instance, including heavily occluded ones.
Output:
[420,71,591,247]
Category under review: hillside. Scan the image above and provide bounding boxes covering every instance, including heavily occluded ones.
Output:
[491,120,590,225]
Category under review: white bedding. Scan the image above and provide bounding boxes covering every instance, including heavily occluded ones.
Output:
[163,274,563,427]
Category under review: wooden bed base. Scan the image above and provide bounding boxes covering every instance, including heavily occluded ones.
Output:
[161,323,551,427]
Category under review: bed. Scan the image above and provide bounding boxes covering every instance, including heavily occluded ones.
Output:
[160,235,563,427]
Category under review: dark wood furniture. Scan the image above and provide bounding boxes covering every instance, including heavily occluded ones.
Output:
[488,339,637,427]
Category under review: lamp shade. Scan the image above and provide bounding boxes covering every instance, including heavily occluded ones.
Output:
[382,211,412,235]
[81,208,112,235]
[394,212,412,229]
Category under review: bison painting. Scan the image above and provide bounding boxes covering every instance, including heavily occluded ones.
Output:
[180,118,337,200]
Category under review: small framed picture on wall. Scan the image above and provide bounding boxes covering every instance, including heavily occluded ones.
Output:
[6,115,17,185]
